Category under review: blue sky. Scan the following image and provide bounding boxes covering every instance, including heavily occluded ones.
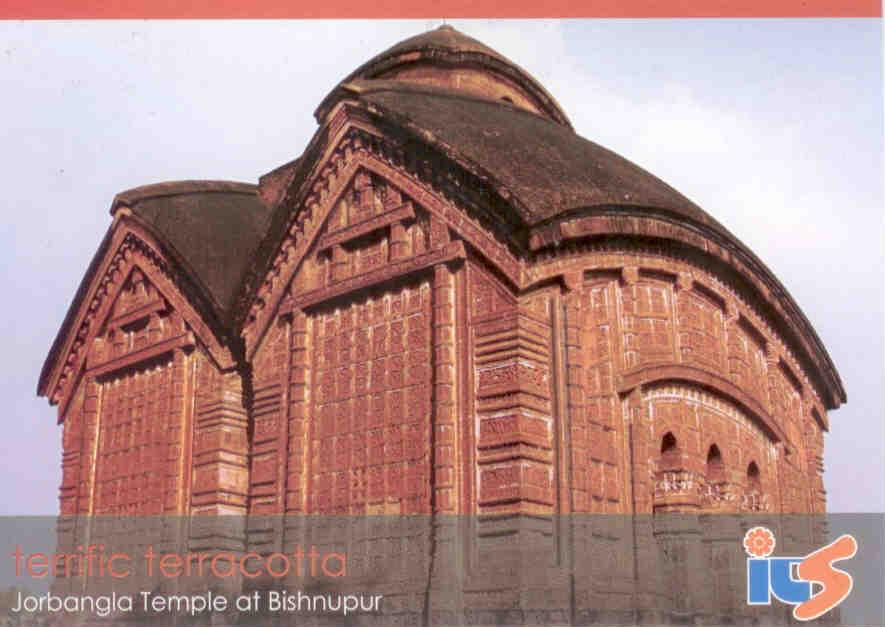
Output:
[0,19,881,513]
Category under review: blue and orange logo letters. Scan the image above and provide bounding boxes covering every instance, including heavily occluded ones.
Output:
[744,526,857,621]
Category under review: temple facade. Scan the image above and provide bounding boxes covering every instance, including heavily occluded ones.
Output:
[38,26,845,520]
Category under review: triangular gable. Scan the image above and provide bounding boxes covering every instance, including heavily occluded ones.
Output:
[242,118,526,359]
[85,266,189,377]
[41,216,235,416]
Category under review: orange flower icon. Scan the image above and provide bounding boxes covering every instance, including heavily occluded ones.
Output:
[743,526,776,558]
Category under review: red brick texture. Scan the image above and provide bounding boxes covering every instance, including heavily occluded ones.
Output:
[47,130,831,520]
[43,86,835,522]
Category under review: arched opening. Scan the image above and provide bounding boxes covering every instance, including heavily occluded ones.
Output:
[654,431,697,512]
[743,460,765,512]
[703,444,728,509]
[747,461,761,491]
[660,432,681,470]
[706,444,725,482]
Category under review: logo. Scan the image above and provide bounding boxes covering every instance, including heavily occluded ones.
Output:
[744,526,858,621]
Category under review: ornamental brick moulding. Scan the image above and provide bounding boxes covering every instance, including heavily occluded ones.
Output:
[40,25,845,521]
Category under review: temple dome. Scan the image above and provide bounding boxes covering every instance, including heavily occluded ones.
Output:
[315,25,572,128]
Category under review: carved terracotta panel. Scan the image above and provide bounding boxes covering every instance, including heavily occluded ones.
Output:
[94,360,177,515]
[621,278,675,369]
[309,280,432,514]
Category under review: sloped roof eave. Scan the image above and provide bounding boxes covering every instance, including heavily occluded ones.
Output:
[355,87,846,407]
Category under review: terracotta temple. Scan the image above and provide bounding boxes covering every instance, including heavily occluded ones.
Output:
[39,26,845,521]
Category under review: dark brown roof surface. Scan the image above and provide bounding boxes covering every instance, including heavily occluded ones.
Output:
[39,180,271,396]
[115,181,272,322]
[357,82,722,230]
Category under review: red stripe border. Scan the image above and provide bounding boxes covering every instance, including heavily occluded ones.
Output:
[0,0,881,19]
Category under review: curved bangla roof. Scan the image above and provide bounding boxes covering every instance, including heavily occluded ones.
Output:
[39,26,845,409]
[37,181,271,396]
[350,80,716,228]
[112,181,272,320]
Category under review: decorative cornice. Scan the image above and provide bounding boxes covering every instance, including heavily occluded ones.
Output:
[619,363,786,443]
[316,202,415,252]
[283,240,465,314]
[87,332,195,380]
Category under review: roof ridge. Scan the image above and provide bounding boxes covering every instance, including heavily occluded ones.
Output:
[344,79,562,127]
[112,180,258,214]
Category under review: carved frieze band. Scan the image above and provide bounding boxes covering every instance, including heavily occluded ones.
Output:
[87,332,195,380]
[282,240,466,313]
[316,202,415,253]
[618,364,785,443]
